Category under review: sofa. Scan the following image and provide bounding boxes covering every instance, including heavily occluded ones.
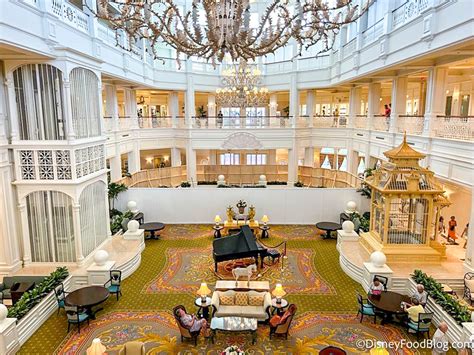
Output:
[211,289,272,321]
[0,275,46,301]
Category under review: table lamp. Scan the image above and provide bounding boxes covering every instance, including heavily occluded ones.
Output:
[214,215,222,226]
[261,215,269,226]
[197,282,211,302]
[272,283,286,304]
[86,338,106,355]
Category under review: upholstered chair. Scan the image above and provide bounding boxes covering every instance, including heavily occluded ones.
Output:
[173,305,200,345]
[269,304,297,339]
[104,270,122,301]
[65,305,89,333]
[118,341,146,355]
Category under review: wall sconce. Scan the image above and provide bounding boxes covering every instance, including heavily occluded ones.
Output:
[145,157,153,164]
[163,155,169,162]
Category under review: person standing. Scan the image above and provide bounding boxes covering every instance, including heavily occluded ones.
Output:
[448,216,458,244]
[462,223,469,249]
[432,322,449,355]
[217,110,224,128]
[438,216,446,235]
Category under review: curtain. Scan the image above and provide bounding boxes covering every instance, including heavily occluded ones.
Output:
[79,181,107,258]
[70,68,101,138]
[13,64,65,140]
[26,191,75,262]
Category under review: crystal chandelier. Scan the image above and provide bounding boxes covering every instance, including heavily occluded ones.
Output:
[95,0,371,65]
[215,61,268,110]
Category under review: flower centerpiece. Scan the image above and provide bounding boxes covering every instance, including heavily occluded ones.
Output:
[221,345,245,355]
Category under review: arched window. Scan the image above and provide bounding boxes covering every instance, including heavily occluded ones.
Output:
[26,191,75,262]
[13,64,66,140]
[79,181,107,257]
[70,68,101,138]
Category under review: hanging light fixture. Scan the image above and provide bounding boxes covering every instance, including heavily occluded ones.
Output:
[94,0,372,65]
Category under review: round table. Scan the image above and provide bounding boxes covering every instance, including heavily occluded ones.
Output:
[140,222,165,240]
[65,286,109,319]
[259,226,270,239]
[195,296,212,320]
[316,222,342,239]
[212,226,224,239]
[271,298,288,315]
[368,291,411,324]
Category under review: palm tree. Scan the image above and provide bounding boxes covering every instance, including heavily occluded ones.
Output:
[108,182,128,211]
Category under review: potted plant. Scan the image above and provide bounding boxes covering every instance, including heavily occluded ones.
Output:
[180,181,191,187]
[294,181,304,187]
[236,200,247,214]
[108,182,128,213]
[197,105,207,118]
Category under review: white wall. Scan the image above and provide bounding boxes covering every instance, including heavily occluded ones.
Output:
[117,187,368,224]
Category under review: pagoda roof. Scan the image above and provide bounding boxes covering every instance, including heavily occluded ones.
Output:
[383,134,426,160]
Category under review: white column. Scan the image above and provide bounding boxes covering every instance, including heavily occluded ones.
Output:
[186,145,197,185]
[304,147,314,167]
[348,86,361,128]
[185,75,195,126]
[389,77,407,133]
[109,155,122,182]
[208,94,216,117]
[72,204,84,264]
[63,79,75,140]
[367,83,381,130]
[128,146,140,174]
[124,88,138,129]
[269,93,278,118]
[464,190,474,273]
[287,148,298,184]
[289,74,298,127]
[17,200,31,265]
[423,67,448,136]
[168,91,179,128]
[451,83,461,117]
[171,147,182,167]
[104,186,112,237]
[5,75,19,141]
[469,78,474,116]
[306,90,315,127]
[104,84,119,131]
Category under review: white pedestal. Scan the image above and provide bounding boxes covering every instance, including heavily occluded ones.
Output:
[337,229,359,242]
[217,181,226,186]
[258,180,267,186]
[362,262,393,292]
[123,228,144,241]
[87,260,116,286]
[0,318,19,355]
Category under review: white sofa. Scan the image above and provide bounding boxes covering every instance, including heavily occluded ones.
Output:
[211,290,272,321]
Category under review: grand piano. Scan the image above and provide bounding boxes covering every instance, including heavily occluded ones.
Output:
[212,225,266,272]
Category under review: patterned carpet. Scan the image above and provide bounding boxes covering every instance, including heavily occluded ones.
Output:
[18,225,429,354]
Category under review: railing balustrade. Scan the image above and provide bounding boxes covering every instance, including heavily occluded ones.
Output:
[434,116,474,141]
[342,38,357,59]
[354,115,367,129]
[372,115,390,132]
[297,55,331,70]
[191,116,292,129]
[298,167,361,188]
[397,115,425,135]
[362,19,384,47]
[139,116,172,129]
[48,0,90,34]
[313,115,347,128]
[264,60,293,74]
[119,166,187,187]
[392,0,432,30]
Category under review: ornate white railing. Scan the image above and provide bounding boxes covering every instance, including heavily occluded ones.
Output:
[49,0,90,34]
[265,60,294,74]
[397,115,424,135]
[139,116,172,129]
[297,55,331,70]
[372,115,389,131]
[103,117,113,132]
[119,117,132,130]
[354,115,367,129]
[434,116,474,141]
[342,38,357,59]
[191,116,291,129]
[313,116,347,128]
[362,19,384,47]
[392,0,432,30]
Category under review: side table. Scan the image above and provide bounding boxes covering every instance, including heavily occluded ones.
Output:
[271,298,288,316]
[195,296,212,320]
[213,226,224,239]
[259,226,270,239]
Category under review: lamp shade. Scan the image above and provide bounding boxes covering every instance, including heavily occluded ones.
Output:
[86,338,106,355]
[261,215,269,223]
[272,283,286,298]
[197,282,211,297]
[214,215,222,223]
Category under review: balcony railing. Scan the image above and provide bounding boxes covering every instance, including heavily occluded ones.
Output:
[191,116,292,129]
[342,39,357,59]
[139,116,173,129]
[265,60,294,74]
[362,19,384,47]
[397,115,425,135]
[49,0,89,33]
[297,55,331,70]
[119,166,188,187]
[434,116,474,141]
[313,115,347,128]
[392,0,432,30]
[298,167,362,188]
[372,115,389,132]
[354,115,367,129]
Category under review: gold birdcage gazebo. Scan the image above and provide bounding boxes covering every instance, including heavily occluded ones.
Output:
[359,135,451,263]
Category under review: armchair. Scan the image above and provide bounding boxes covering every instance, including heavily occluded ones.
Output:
[356,293,376,324]
[118,341,145,355]
[104,270,122,301]
[464,273,474,305]
[65,305,89,333]
[173,305,200,345]
[373,275,388,291]
[54,283,68,314]
[269,304,297,339]
[407,312,433,339]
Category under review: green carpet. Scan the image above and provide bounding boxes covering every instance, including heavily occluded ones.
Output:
[17,225,434,354]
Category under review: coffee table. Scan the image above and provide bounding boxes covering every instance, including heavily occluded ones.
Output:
[316,221,342,239]
[65,286,110,320]
[210,316,257,344]
[368,291,411,325]
[140,222,165,240]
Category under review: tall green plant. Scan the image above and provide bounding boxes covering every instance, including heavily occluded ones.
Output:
[412,269,471,324]
[357,168,374,199]
[8,267,69,320]
[108,182,128,211]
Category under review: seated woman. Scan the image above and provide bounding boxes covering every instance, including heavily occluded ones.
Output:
[178,309,208,335]
[368,278,384,295]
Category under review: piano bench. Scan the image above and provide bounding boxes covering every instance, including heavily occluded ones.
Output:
[265,249,281,264]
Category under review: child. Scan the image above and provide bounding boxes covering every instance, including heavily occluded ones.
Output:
[369,278,384,295]
[448,216,457,244]
[462,223,469,249]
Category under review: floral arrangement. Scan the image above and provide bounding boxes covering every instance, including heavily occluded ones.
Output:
[221,345,245,355]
